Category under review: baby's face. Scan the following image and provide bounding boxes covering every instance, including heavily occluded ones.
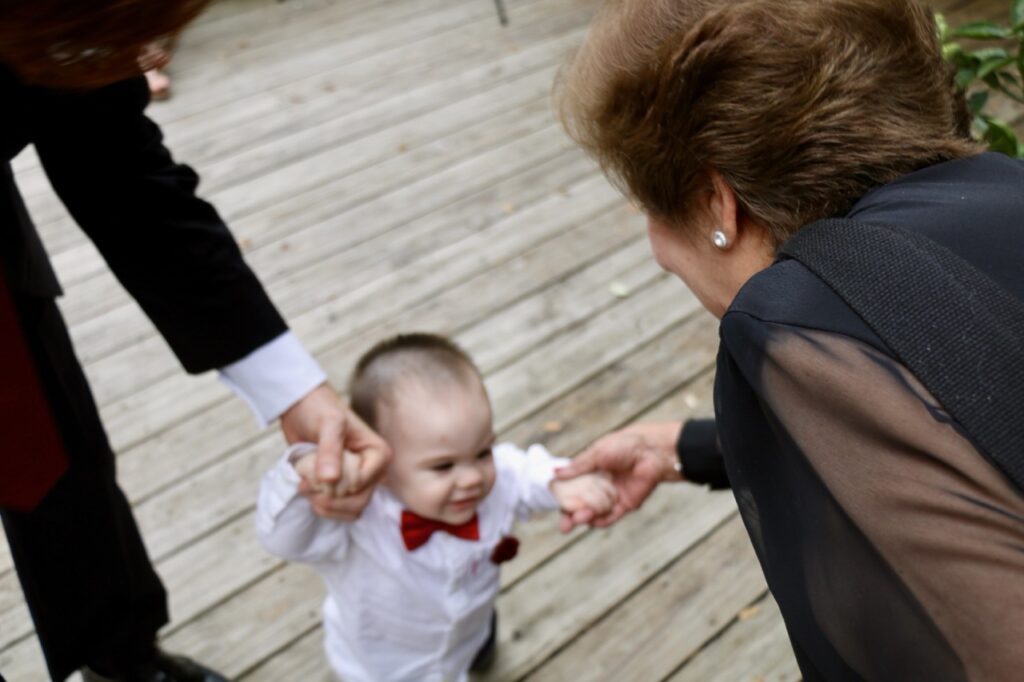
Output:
[379,378,496,525]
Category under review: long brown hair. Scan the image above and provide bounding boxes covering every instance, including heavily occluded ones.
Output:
[557,0,979,245]
[0,0,211,88]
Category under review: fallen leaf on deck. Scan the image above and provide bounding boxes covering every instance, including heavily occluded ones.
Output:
[738,605,762,620]
[609,282,630,298]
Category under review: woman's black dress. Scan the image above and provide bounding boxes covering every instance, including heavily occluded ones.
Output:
[679,152,1024,681]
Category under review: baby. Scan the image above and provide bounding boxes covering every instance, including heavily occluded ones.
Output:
[256,333,615,681]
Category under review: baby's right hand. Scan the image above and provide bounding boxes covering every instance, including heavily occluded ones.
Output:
[293,450,363,497]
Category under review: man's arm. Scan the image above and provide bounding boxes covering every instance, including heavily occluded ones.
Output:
[28,74,390,506]
[29,75,285,370]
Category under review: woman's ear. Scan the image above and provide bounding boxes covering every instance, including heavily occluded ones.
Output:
[706,168,740,248]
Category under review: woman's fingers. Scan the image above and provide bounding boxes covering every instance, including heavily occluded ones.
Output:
[555,450,598,480]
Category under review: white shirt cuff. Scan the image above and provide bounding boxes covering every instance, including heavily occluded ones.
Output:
[217,332,327,428]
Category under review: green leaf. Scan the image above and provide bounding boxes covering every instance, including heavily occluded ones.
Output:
[981,116,1021,156]
[1013,0,1024,28]
[956,67,977,90]
[973,115,990,137]
[935,12,950,40]
[953,21,1012,39]
[970,47,1010,62]
[977,55,1015,79]
[996,72,1024,101]
[967,90,989,114]
[942,41,962,61]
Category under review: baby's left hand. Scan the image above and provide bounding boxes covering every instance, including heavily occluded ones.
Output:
[550,472,617,533]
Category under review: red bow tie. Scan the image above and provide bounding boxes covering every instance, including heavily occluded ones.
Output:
[400,510,480,551]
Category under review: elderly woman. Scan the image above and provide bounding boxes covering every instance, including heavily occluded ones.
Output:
[554,0,1024,679]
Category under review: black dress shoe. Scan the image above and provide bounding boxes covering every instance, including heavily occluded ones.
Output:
[81,650,229,682]
[469,611,498,672]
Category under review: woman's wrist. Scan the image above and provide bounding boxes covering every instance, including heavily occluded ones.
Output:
[624,421,685,482]
[664,455,684,483]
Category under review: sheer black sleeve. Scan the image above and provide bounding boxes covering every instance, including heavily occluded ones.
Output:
[716,313,1024,681]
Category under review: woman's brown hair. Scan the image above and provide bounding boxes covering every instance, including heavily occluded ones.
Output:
[0,0,212,88]
[557,0,979,245]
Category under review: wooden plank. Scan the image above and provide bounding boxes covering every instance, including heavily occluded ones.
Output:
[48,29,585,292]
[152,0,502,123]
[239,626,332,682]
[160,564,326,679]
[484,485,738,680]
[170,0,425,78]
[33,0,577,178]
[18,0,487,225]
[168,4,587,175]
[68,123,583,367]
[0,636,47,682]
[28,0,591,251]
[0,572,32,661]
[48,39,585,305]
[530,516,766,681]
[668,594,801,682]
[85,153,594,410]
[488,276,700,430]
[57,93,560,328]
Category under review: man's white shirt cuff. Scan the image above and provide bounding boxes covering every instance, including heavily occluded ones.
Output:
[217,331,327,428]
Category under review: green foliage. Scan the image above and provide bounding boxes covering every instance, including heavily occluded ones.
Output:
[938,2,1024,158]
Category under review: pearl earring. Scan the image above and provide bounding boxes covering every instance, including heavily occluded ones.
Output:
[712,230,729,249]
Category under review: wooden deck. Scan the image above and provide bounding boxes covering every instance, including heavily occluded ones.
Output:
[1,0,1018,679]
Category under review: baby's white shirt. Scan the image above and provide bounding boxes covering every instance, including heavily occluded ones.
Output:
[255,442,567,682]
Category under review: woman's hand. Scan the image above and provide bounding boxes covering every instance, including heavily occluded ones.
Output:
[280,383,392,521]
[554,422,684,530]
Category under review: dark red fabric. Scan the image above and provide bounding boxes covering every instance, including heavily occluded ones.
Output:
[0,273,68,511]
[400,510,479,551]
[490,535,519,564]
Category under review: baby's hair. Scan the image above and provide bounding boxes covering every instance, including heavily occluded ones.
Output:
[348,333,483,430]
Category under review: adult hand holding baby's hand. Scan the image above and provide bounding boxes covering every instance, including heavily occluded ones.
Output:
[554,422,684,530]
[293,451,375,521]
[281,383,391,521]
[550,472,617,534]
